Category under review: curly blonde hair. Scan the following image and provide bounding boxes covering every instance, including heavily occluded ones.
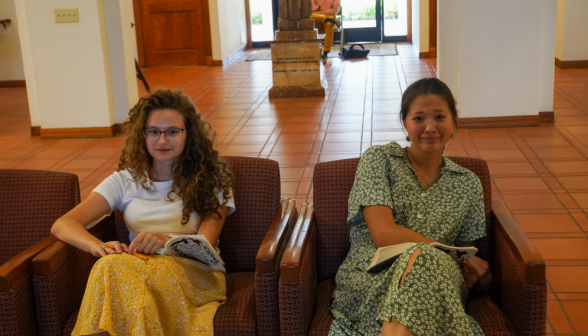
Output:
[119,89,232,224]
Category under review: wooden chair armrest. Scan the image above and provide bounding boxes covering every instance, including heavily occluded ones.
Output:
[256,198,297,275]
[280,203,314,284]
[33,214,114,276]
[492,199,545,282]
[0,235,57,292]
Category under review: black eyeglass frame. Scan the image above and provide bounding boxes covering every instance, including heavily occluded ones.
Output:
[142,127,186,138]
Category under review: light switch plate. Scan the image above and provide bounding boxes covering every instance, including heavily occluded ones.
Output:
[54,9,78,23]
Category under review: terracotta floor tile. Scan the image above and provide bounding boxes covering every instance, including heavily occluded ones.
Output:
[281,182,299,195]
[237,126,276,135]
[472,137,519,149]
[62,158,109,170]
[223,144,265,154]
[561,301,588,334]
[545,161,588,175]
[229,134,271,144]
[533,148,585,160]
[329,115,365,124]
[478,149,526,161]
[513,214,581,232]
[569,193,588,207]
[279,167,304,181]
[493,177,549,191]
[324,132,363,142]
[327,123,364,132]
[487,162,538,176]
[502,193,564,210]
[268,154,309,166]
[557,176,588,190]
[516,126,561,137]
[546,266,588,292]
[532,238,588,259]
[523,137,573,148]
[281,124,319,134]
[466,129,510,138]
[547,300,576,334]
[321,142,361,153]
[271,142,313,154]
[276,134,317,143]
[13,159,61,170]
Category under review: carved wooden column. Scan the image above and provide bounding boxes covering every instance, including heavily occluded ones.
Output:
[268,0,326,98]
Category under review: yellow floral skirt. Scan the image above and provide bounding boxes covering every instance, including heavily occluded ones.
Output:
[72,253,226,336]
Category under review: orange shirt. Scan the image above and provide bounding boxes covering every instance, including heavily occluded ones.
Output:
[312,0,341,16]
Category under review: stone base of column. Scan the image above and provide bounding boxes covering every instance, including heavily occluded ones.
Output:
[268,29,326,98]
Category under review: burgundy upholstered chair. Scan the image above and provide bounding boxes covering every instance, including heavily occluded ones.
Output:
[31,156,298,336]
[0,169,80,336]
[279,157,546,336]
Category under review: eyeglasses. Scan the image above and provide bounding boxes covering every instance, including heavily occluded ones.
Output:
[143,128,185,139]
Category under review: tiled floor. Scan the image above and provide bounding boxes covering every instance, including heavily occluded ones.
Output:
[2,42,588,335]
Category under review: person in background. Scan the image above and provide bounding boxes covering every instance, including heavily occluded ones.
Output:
[311,0,341,64]
[51,89,235,336]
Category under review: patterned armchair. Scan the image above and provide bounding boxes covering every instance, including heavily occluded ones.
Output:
[0,170,80,336]
[31,156,298,336]
[279,157,547,336]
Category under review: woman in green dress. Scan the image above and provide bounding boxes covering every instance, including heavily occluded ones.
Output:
[329,78,492,336]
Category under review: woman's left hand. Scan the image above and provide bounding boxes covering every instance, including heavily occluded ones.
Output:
[128,232,172,255]
[461,256,492,289]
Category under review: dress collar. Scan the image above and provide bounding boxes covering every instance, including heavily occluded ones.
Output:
[384,141,470,175]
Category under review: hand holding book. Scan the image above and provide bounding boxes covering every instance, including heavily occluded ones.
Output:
[368,242,478,273]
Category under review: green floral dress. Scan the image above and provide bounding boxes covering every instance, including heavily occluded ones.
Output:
[329,142,486,336]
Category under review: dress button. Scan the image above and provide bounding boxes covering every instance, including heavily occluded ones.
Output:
[417,214,422,219]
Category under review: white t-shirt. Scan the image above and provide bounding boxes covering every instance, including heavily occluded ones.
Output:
[93,169,236,242]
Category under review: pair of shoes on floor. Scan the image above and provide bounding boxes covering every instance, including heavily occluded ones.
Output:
[325,17,341,28]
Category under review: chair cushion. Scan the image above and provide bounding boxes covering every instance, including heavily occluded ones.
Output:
[214,272,257,336]
[308,279,336,336]
[466,292,516,336]
[63,273,257,336]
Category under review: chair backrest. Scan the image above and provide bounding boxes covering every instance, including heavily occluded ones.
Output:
[312,156,492,282]
[0,169,80,265]
[113,156,281,273]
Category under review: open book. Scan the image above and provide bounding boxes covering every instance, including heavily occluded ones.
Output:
[367,242,478,273]
[155,235,225,272]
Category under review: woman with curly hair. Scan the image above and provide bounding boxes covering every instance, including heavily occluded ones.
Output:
[51,89,235,336]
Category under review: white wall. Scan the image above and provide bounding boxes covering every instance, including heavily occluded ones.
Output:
[103,0,139,124]
[209,0,247,61]
[411,0,429,56]
[0,0,25,81]
[438,0,556,119]
[556,0,588,61]
[15,0,136,130]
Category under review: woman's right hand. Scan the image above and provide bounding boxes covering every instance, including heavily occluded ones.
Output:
[89,241,129,258]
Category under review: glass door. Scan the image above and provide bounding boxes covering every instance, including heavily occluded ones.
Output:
[250,0,279,48]
[341,0,382,43]
[383,0,408,42]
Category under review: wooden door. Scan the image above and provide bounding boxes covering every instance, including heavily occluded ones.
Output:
[138,0,210,67]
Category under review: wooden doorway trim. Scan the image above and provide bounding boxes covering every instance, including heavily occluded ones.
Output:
[407,0,412,43]
[244,0,252,49]
[132,0,145,67]
[132,0,213,67]
[428,0,436,58]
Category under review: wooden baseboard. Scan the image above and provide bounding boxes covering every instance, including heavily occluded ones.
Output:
[458,114,540,128]
[0,80,26,87]
[555,57,588,69]
[30,126,41,136]
[419,51,430,59]
[539,111,554,123]
[211,46,246,67]
[39,125,120,138]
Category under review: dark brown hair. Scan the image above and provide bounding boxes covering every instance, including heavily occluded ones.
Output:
[118,89,232,224]
[399,77,458,128]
